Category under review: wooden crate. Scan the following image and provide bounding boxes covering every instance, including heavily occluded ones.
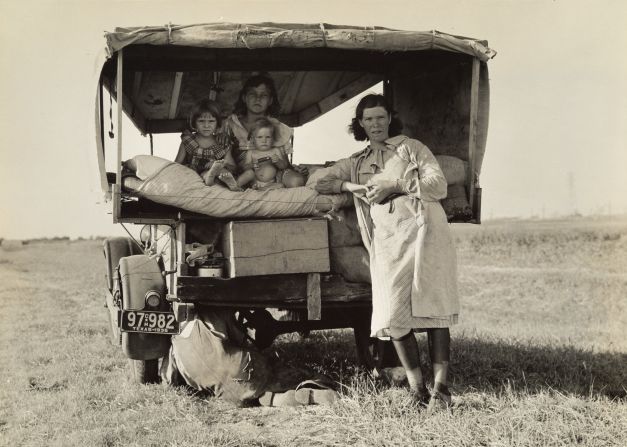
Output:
[221,218,330,278]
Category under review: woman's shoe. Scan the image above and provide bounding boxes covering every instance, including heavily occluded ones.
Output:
[409,386,431,408]
[426,389,452,414]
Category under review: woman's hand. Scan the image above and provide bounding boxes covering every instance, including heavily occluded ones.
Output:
[344,182,368,195]
[365,179,399,204]
[315,176,343,194]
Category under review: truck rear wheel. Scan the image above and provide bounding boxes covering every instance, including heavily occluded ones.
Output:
[129,359,160,384]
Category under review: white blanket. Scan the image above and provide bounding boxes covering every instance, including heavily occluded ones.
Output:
[134,159,344,218]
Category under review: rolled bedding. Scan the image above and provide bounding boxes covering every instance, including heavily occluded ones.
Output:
[123,155,350,219]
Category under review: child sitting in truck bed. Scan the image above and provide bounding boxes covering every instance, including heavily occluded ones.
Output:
[236,118,305,190]
[175,99,242,191]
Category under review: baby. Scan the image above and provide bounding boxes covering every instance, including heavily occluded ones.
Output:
[237,118,305,190]
[174,99,241,191]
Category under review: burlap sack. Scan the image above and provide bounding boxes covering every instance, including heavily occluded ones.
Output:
[435,155,468,185]
[329,245,371,284]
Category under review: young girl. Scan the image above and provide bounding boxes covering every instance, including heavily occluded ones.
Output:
[175,99,241,191]
[237,118,304,190]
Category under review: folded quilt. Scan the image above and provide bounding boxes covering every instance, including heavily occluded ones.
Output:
[135,160,346,218]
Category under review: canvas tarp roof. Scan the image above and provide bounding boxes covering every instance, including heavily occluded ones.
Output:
[105,22,496,62]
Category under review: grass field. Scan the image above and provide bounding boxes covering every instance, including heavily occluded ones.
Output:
[1,216,626,446]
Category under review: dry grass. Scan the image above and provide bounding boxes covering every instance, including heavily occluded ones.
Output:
[1,216,626,446]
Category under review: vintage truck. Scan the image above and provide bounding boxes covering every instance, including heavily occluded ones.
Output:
[95,22,494,383]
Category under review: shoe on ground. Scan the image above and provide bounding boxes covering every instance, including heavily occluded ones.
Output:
[427,389,452,414]
[294,387,339,405]
[258,390,302,407]
[409,386,431,409]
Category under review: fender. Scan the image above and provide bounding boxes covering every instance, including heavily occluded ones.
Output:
[118,255,171,360]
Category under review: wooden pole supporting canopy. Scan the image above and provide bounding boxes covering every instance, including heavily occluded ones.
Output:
[168,72,184,119]
[467,58,480,214]
[113,49,124,222]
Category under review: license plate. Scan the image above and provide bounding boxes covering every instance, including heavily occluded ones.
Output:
[120,310,179,335]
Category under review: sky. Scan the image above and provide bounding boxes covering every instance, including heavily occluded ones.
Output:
[0,0,626,239]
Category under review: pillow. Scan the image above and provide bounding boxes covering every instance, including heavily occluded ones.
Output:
[124,155,172,180]
[435,155,468,185]
[304,165,333,189]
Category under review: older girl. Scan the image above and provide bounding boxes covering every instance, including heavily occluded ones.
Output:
[223,74,308,178]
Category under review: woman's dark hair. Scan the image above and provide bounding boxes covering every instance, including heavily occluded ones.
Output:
[348,94,403,141]
[233,74,281,117]
[188,98,222,130]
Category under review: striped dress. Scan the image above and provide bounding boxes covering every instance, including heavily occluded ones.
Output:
[323,135,459,338]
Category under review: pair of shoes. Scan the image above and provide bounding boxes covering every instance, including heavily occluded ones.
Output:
[258,390,301,407]
[409,386,431,408]
[294,379,339,405]
[295,387,338,405]
[427,389,452,414]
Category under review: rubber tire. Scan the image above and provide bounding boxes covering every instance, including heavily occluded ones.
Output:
[129,359,160,384]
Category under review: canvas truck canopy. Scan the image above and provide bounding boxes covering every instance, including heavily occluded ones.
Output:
[95,22,495,221]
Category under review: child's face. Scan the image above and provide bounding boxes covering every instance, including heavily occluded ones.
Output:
[244,84,272,115]
[253,127,274,151]
[195,112,218,137]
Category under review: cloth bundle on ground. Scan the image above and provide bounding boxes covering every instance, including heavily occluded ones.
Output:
[123,155,348,218]
[161,309,338,406]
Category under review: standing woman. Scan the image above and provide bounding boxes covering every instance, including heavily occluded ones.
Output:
[315,94,459,412]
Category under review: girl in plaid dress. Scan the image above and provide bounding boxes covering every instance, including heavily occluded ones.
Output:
[174,99,241,191]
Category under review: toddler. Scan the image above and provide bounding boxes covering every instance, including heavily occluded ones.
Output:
[174,99,241,191]
[237,118,305,190]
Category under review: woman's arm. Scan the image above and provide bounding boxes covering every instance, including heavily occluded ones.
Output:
[313,158,354,194]
[401,141,448,201]
[366,140,447,203]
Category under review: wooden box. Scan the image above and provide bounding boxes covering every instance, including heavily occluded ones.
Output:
[221,218,330,278]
